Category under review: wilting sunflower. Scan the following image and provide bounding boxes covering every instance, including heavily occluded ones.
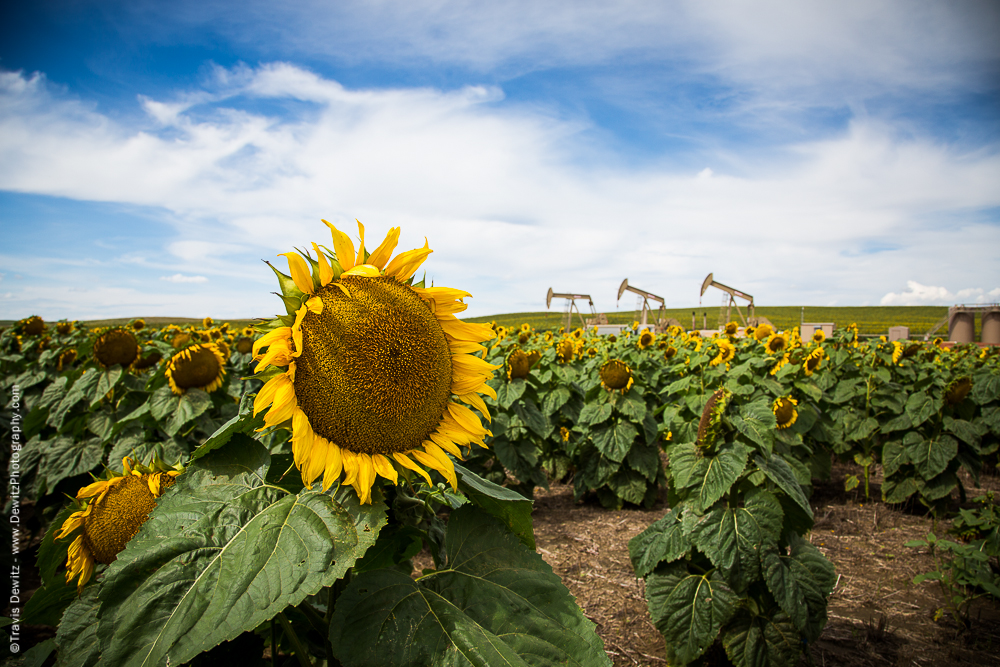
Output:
[56,458,180,591]
[765,332,789,355]
[812,329,826,343]
[171,332,192,349]
[710,339,736,367]
[724,321,738,336]
[754,323,773,341]
[93,328,140,369]
[506,348,531,380]
[945,377,972,405]
[57,348,78,372]
[802,348,825,376]
[252,221,499,504]
[132,349,163,373]
[56,321,74,335]
[556,338,575,363]
[773,396,798,429]
[166,343,226,395]
[18,315,46,336]
[202,316,214,328]
[637,330,654,350]
[599,359,633,394]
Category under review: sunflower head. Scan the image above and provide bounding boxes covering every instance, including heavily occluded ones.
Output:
[57,348,78,372]
[724,321,738,336]
[543,331,554,342]
[903,343,922,358]
[251,220,499,504]
[556,339,575,363]
[765,332,789,354]
[166,343,226,395]
[56,321,74,335]
[202,316,214,328]
[56,457,181,591]
[518,330,531,344]
[892,341,904,365]
[131,318,146,331]
[637,331,654,350]
[93,328,140,369]
[607,334,617,343]
[560,426,571,443]
[945,377,973,405]
[697,388,731,451]
[506,348,531,380]
[599,359,633,394]
[744,325,755,338]
[132,349,163,372]
[663,345,677,360]
[754,324,773,341]
[803,348,824,376]
[812,329,826,343]
[586,346,597,358]
[526,350,542,368]
[773,396,798,429]
[19,315,46,336]
[236,337,254,355]
[710,339,736,367]
[769,353,790,376]
[171,332,192,349]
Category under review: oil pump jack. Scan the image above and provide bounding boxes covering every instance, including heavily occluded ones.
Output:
[546,288,597,331]
[700,273,755,327]
[617,279,667,331]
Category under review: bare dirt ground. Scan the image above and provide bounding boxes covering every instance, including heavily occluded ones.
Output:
[523,461,1000,667]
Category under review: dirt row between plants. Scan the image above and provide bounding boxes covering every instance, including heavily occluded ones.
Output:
[523,462,1000,667]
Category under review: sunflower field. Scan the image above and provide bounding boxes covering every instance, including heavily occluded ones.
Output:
[2,224,999,667]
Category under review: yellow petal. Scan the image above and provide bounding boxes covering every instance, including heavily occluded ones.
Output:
[321,442,344,491]
[343,264,381,278]
[384,238,432,281]
[352,453,376,505]
[323,219,356,272]
[428,430,463,458]
[447,341,486,355]
[356,219,366,266]
[393,452,433,486]
[457,392,490,423]
[415,443,457,490]
[312,242,335,286]
[439,316,496,342]
[252,326,289,360]
[367,227,400,269]
[279,252,314,295]
[371,454,398,484]
[306,296,323,314]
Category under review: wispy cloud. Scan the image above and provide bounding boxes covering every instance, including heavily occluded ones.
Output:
[160,273,208,283]
[1,62,999,317]
[881,281,1000,306]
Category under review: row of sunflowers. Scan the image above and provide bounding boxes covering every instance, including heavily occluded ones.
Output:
[2,221,999,666]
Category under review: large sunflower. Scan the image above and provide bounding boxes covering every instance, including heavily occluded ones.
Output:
[599,359,633,394]
[802,347,825,376]
[773,396,798,429]
[764,332,789,355]
[56,458,180,591]
[710,339,736,367]
[637,330,654,350]
[93,327,140,369]
[253,221,499,504]
[506,348,531,380]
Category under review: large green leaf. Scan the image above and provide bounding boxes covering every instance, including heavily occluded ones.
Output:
[626,442,661,482]
[54,586,102,667]
[881,439,910,478]
[579,401,613,427]
[731,400,777,451]
[972,371,1000,405]
[164,389,213,436]
[455,463,534,550]
[95,437,386,667]
[905,391,939,428]
[842,414,878,442]
[754,453,813,521]
[668,443,700,490]
[618,390,647,422]
[190,395,268,463]
[689,489,784,593]
[148,385,180,421]
[591,419,637,463]
[608,469,648,505]
[513,397,551,438]
[91,367,124,407]
[330,505,610,667]
[763,536,835,643]
[36,436,103,492]
[46,370,101,429]
[496,379,527,410]
[688,441,750,512]
[645,562,738,666]
[722,611,801,667]
[541,385,571,416]
[907,433,957,481]
[628,508,690,578]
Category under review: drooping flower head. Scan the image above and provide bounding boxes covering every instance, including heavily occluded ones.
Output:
[93,328,140,369]
[252,221,499,504]
[599,359,633,394]
[57,457,181,591]
[773,396,798,429]
[803,347,825,376]
[165,343,226,394]
[556,338,575,363]
[506,348,531,380]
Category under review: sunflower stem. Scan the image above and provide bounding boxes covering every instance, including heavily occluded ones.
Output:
[271,618,277,667]
[277,611,314,667]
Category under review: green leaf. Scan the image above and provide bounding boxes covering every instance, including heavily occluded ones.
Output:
[579,401,613,427]
[91,367,124,407]
[830,379,862,404]
[628,508,690,578]
[689,489,784,593]
[38,376,69,409]
[21,578,77,627]
[908,434,958,481]
[881,412,912,434]
[916,470,959,501]
[164,388,212,436]
[21,638,56,667]
[96,438,387,667]
[732,399,777,451]
[541,385,571,415]
[38,436,103,491]
[754,452,813,521]
[455,462,535,550]
[591,420,638,463]
[626,443,661,482]
[842,413,878,442]
[667,443,700,490]
[513,397,550,438]
[944,416,981,447]
[608,469,648,505]
[54,585,102,667]
[972,372,1000,405]
[496,379,526,409]
[619,390,647,422]
[663,375,691,396]
[47,370,101,429]
[792,380,823,403]
[37,505,74,587]
[330,506,610,667]
[881,439,910,478]
[882,476,917,504]
[189,394,266,462]
[722,611,801,667]
[149,385,180,421]
[688,441,751,511]
[645,562,738,666]
[905,391,939,428]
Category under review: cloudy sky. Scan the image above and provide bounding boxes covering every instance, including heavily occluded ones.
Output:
[1,0,998,320]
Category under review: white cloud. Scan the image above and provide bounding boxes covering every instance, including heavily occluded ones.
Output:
[160,273,209,283]
[1,63,999,317]
[881,281,1000,306]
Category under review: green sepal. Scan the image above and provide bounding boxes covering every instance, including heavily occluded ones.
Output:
[264,260,305,300]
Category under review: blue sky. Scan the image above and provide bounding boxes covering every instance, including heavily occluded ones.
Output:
[1,0,999,321]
